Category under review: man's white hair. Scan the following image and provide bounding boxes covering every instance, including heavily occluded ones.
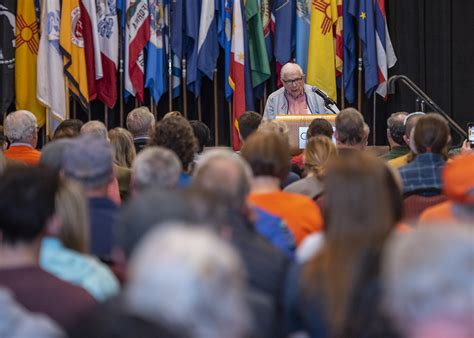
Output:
[280,62,304,80]
[80,120,108,140]
[383,224,474,336]
[4,110,37,144]
[125,223,250,338]
[132,146,182,192]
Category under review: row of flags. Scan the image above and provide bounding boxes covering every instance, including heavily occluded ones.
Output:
[0,0,396,145]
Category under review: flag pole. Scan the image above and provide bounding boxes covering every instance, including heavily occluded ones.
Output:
[357,40,363,113]
[228,101,232,147]
[119,14,124,128]
[197,96,202,121]
[167,3,173,112]
[263,82,267,113]
[341,73,345,109]
[213,68,218,146]
[372,94,376,145]
[72,98,77,119]
[65,78,70,119]
[182,58,188,118]
[105,106,109,128]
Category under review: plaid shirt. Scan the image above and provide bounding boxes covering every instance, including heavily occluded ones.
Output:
[399,153,446,194]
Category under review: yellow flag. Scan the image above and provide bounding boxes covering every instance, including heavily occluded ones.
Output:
[60,0,89,108]
[15,0,46,126]
[306,0,338,100]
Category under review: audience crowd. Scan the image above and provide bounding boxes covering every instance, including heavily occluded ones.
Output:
[0,107,472,338]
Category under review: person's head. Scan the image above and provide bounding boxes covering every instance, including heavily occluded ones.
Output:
[383,224,474,338]
[55,178,90,253]
[386,112,408,147]
[150,115,197,172]
[335,108,366,149]
[39,138,74,171]
[403,111,425,147]
[238,111,262,141]
[3,110,38,147]
[193,149,253,211]
[412,114,450,157]
[62,135,114,192]
[189,120,210,154]
[280,62,305,98]
[52,119,84,140]
[80,120,108,140]
[163,111,183,119]
[442,153,474,205]
[109,127,137,168]
[241,131,290,182]
[126,107,155,138]
[303,152,401,333]
[125,223,249,338]
[0,125,9,151]
[132,146,182,193]
[303,136,338,180]
[257,119,290,145]
[307,118,334,139]
[0,167,60,246]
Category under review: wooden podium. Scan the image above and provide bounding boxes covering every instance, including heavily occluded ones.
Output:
[275,114,337,155]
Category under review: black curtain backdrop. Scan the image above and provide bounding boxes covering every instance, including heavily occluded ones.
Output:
[4,0,473,147]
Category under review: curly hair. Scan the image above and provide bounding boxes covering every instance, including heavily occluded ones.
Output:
[150,116,197,172]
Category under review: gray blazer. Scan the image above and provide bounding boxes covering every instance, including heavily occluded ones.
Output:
[263,84,338,119]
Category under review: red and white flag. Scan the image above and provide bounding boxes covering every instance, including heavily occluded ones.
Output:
[229,0,245,150]
[96,0,119,107]
[125,0,150,102]
[80,0,103,101]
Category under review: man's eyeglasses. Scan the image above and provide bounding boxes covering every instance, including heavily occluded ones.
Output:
[282,77,303,85]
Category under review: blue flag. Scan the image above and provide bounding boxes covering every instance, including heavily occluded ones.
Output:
[295,0,310,73]
[197,0,219,80]
[217,0,233,101]
[343,0,356,103]
[351,0,378,97]
[146,0,168,102]
[184,0,202,96]
[272,0,295,65]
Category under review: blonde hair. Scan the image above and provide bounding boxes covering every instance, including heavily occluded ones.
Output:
[109,127,137,168]
[304,136,337,180]
[258,119,289,144]
[56,179,90,253]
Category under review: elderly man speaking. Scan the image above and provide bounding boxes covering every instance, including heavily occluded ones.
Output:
[263,63,338,119]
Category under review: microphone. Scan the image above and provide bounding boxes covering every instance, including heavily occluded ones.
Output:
[311,86,337,106]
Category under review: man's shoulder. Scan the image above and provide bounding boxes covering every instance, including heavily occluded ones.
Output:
[267,86,285,99]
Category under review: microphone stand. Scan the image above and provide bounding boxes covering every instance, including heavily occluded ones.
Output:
[312,87,339,114]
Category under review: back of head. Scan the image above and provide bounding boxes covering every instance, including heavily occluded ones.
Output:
[109,127,136,168]
[413,114,450,155]
[4,110,37,144]
[132,146,182,193]
[324,152,400,241]
[126,223,249,338]
[383,224,474,337]
[403,112,425,139]
[257,119,289,144]
[238,111,262,141]
[55,178,90,253]
[39,138,74,171]
[241,131,290,181]
[53,119,84,140]
[189,120,210,153]
[387,112,408,145]
[62,135,113,190]
[193,149,252,211]
[126,107,155,138]
[335,108,365,146]
[0,167,59,244]
[150,115,197,172]
[303,136,337,180]
[80,120,108,140]
[307,118,334,139]
[442,153,474,205]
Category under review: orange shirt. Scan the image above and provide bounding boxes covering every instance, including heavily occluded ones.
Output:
[4,145,41,166]
[419,201,454,223]
[248,191,323,246]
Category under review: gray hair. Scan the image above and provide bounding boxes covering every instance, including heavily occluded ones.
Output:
[126,107,155,137]
[80,120,108,140]
[383,224,474,336]
[387,112,408,145]
[193,148,253,210]
[125,223,249,338]
[132,146,182,192]
[4,110,37,144]
[280,62,304,80]
[39,139,74,171]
